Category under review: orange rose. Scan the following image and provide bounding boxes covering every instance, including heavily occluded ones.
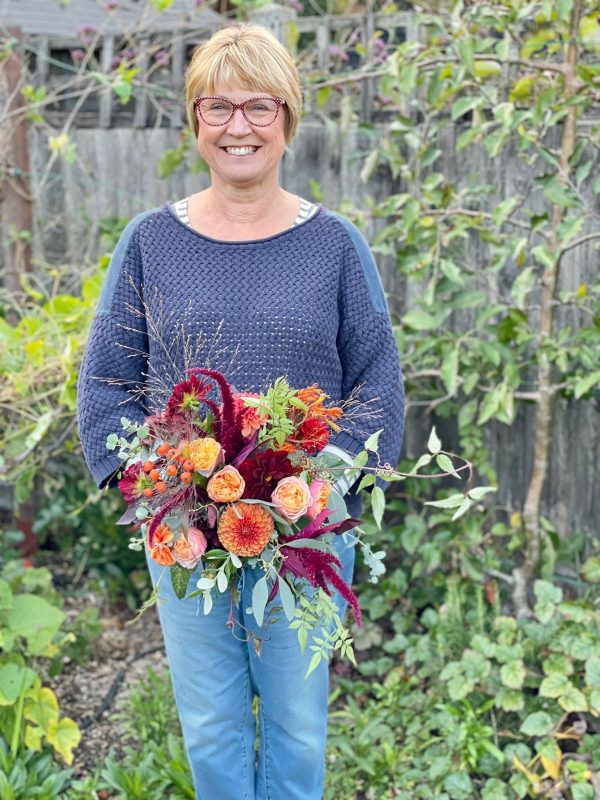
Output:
[187,437,223,476]
[307,479,331,519]
[271,476,311,523]
[207,465,246,503]
[148,523,176,566]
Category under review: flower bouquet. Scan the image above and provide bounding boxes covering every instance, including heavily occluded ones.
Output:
[107,368,371,673]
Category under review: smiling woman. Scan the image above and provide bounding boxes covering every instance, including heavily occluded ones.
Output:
[76,21,405,800]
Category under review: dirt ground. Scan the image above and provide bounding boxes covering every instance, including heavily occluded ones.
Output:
[47,590,169,780]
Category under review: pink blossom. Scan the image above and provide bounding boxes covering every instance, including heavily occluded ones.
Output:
[77,25,98,45]
[173,527,207,569]
[153,49,170,67]
[329,45,349,62]
[307,479,331,519]
[71,49,86,63]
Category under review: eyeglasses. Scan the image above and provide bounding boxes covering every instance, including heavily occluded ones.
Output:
[194,96,286,127]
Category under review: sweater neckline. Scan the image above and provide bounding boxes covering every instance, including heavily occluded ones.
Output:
[163,200,323,245]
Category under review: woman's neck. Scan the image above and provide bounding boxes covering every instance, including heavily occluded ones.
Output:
[198,180,291,226]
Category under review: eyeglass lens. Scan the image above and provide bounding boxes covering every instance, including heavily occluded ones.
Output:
[198,98,279,125]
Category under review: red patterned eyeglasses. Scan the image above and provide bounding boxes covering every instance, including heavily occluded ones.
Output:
[194,96,286,127]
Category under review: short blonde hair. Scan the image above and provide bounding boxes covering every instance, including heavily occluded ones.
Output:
[185,24,302,143]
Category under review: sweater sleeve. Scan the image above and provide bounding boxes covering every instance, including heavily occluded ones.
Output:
[77,213,152,490]
[329,214,405,496]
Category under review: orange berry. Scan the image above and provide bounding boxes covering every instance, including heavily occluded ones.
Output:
[149,469,160,482]
[183,459,195,472]
[155,481,167,493]
[157,443,169,455]
[143,460,154,473]
[180,471,193,484]
[167,448,178,460]
[143,487,154,497]
[166,464,178,477]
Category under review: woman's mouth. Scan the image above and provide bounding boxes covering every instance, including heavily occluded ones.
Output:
[221,146,261,156]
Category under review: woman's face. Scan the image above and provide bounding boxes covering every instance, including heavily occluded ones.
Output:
[195,80,287,189]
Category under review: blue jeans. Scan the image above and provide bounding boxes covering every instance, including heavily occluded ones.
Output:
[144,533,356,800]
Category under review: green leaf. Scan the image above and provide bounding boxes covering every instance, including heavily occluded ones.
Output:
[0,664,37,705]
[403,310,439,330]
[492,197,520,226]
[363,429,382,452]
[574,370,600,399]
[425,494,465,509]
[452,498,474,520]
[468,486,497,501]
[585,656,600,687]
[440,348,459,396]
[252,576,269,627]
[428,427,442,454]
[500,660,526,689]
[520,711,553,737]
[171,564,192,599]
[304,651,322,679]
[410,453,431,474]
[495,688,524,712]
[558,684,588,712]
[24,685,59,729]
[436,453,459,478]
[581,556,600,583]
[277,578,296,622]
[5,594,65,655]
[46,715,81,765]
[451,96,482,120]
[534,580,562,624]
[539,672,570,698]
[316,86,331,108]
[371,485,385,529]
[0,578,12,610]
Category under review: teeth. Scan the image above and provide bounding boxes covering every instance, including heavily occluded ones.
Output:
[225,146,258,155]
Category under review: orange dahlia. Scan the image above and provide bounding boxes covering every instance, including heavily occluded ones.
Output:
[217,502,274,557]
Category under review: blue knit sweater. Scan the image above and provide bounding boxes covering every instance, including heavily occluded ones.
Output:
[76,203,405,519]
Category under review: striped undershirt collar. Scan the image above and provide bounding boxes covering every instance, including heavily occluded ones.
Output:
[170,196,319,231]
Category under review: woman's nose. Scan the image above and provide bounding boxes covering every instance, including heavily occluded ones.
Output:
[227,107,252,134]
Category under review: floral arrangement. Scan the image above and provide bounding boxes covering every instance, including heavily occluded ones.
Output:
[107,368,373,674]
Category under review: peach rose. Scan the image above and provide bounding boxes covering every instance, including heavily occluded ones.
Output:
[187,437,223,476]
[207,465,246,503]
[271,476,311,523]
[173,527,207,569]
[307,479,331,519]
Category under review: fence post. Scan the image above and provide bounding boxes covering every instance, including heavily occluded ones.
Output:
[249,3,297,45]
[0,27,33,295]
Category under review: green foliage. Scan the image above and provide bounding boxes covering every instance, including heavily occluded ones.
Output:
[32,465,152,609]
[325,498,600,798]
[0,228,124,503]
[66,667,194,799]
[0,736,74,800]
[0,561,81,766]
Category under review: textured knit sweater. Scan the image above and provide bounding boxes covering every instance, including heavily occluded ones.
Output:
[76,202,405,520]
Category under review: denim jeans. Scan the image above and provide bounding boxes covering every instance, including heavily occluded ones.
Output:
[144,533,356,800]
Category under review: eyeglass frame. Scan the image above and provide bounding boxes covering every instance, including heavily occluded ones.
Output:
[193,95,286,127]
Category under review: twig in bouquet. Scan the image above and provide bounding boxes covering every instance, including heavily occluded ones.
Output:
[100,278,243,412]
[335,383,385,435]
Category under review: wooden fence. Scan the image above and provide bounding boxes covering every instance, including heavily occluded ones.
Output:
[1,5,599,539]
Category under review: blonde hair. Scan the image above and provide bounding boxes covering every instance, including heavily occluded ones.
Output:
[185,23,302,143]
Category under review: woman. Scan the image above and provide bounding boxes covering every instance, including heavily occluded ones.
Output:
[77,22,404,800]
